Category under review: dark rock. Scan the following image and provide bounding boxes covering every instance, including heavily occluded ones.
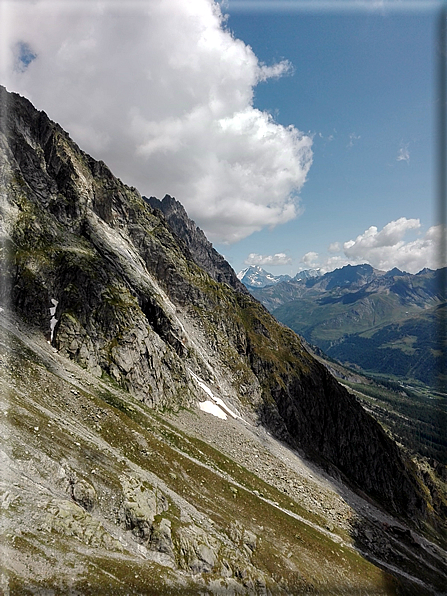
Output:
[69,478,96,512]
[150,518,174,556]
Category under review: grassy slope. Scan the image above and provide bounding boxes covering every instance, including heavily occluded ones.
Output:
[3,315,446,594]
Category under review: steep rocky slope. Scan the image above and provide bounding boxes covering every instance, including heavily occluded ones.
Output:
[3,311,446,595]
[1,86,446,593]
[145,194,248,294]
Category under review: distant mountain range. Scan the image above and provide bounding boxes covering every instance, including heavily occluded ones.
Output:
[250,264,446,388]
[237,265,320,289]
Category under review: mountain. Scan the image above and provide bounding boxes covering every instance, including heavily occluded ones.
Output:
[237,266,291,289]
[325,302,446,386]
[303,342,447,463]
[293,268,322,281]
[251,264,445,387]
[237,266,322,289]
[249,264,383,312]
[145,194,249,295]
[1,85,446,594]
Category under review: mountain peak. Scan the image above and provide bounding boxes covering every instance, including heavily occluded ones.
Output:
[293,268,321,281]
[237,266,291,289]
[385,267,406,277]
[145,195,248,294]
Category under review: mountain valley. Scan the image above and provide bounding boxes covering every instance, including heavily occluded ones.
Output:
[250,265,446,389]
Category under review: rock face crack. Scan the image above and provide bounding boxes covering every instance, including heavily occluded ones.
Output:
[139,296,186,357]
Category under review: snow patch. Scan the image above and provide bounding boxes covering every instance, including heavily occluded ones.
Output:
[198,400,227,420]
[188,369,240,420]
[49,298,58,342]
[49,299,58,317]
[212,395,240,420]
[237,267,249,281]
[189,369,215,400]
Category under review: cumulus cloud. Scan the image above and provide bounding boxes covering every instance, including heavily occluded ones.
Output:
[328,241,341,253]
[0,0,312,244]
[342,218,443,273]
[300,218,445,274]
[397,142,410,163]
[245,252,292,266]
[301,251,320,268]
[344,217,419,250]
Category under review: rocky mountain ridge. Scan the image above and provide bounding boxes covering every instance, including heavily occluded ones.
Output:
[251,263,441,313]
[145,195,248,295]
[237,266,322,290]
[1,85,446,594]
[293,268,322,282]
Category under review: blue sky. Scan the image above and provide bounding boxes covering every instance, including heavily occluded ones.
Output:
[216,3,438,275]
[1,0,444,275]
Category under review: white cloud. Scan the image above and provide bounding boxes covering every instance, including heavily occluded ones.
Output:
[257,59,293,81]
[1,0,312,244]
[317,131,335,145]
[245,252,292,266]
[328,241,341,253]
[344,217,420,252]
[343,220,445,273]
[301,251,320,268]
[300,218,445,274]
[347,132,360,147]
[397,142,410,163]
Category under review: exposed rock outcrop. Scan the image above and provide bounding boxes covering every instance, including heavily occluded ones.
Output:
[0,84,443,548]
[145,194,249,294]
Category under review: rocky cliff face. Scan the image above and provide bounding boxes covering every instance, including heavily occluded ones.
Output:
[0,83,436,517]
[1,86,446,594]
[145,194,248,294]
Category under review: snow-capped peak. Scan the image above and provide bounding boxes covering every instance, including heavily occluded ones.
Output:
[237,266,291,289]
